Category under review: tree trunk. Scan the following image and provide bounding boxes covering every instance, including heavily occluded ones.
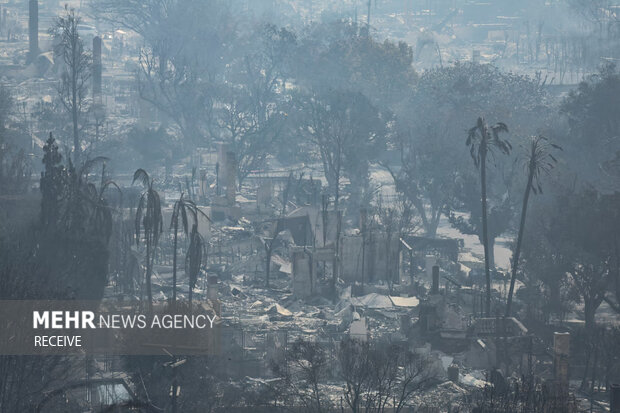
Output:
[333,210,341,302]
[411,198,434,238]
[361,232,366,294]
[425,223,438,238]
[334,172,340,213]
[584,298,597,334]
[506,168,534,316]
[146,238,153,314]
[428,208,442,238]
[488,236,496,270]
[72,83,79,164]
[265,242,272,288]
[614,236,620,303]
[590,336,599,413]
[480,151,491,316]
[581,344,591,391]
[172,220,178,307]
[171,365,178,413]
[386,234,392,294]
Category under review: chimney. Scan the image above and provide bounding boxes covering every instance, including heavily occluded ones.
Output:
[217,143,229,186]
[226,151,236,205]
[200,169,208,200]
[447,364,459,383]
[28,0,38,61]
[431,265,439,294]
[207,275,219,301]
[207,275,221,315]
[2,9,8,36]
[425,255,437,279]
[92,36,102,101]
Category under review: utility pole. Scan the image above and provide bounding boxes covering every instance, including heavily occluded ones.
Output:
[28,0,38,62]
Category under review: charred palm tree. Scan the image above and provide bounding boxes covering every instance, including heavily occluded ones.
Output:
[170,193,209,306]
[505,136,561,317]
[466,117,511,316]
[62,155,110,235]
[83,164,122,244]
[133,168,163,314]
[186,222,204,309]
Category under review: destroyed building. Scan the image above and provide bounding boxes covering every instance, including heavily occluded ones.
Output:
[0,0,619,411]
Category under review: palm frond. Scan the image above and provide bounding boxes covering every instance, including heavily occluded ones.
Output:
[135,194,145,246]
[100,180,122,200]
[80,156,110,177]
[171,201,180,230]
[522,135,562,195]
[181,205,189,235]
[493,122,509,134]
[85,182,98,199]
[195,206,212,222]
[132,168,150,188]
[151,190,163,236]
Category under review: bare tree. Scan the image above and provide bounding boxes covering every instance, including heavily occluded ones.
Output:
[386,122,457,238]
[271,338,331,412]
[129,0,235,148]
[339,338,434,413]
[299,89,385,212]
[50,7,91,164]
[214,84,286,188]
[214,24,294,186]
[373,195,418,293]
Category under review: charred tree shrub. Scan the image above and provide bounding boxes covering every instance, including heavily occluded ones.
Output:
[471,375,578,412]
[37,135,114,300]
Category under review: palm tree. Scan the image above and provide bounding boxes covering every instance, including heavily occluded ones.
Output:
[83,163,122,244]
[505,135,561,317]
[170,193,209,307]
[186,222,204,309]
[133,168,163,314]
[466,117,511,316]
